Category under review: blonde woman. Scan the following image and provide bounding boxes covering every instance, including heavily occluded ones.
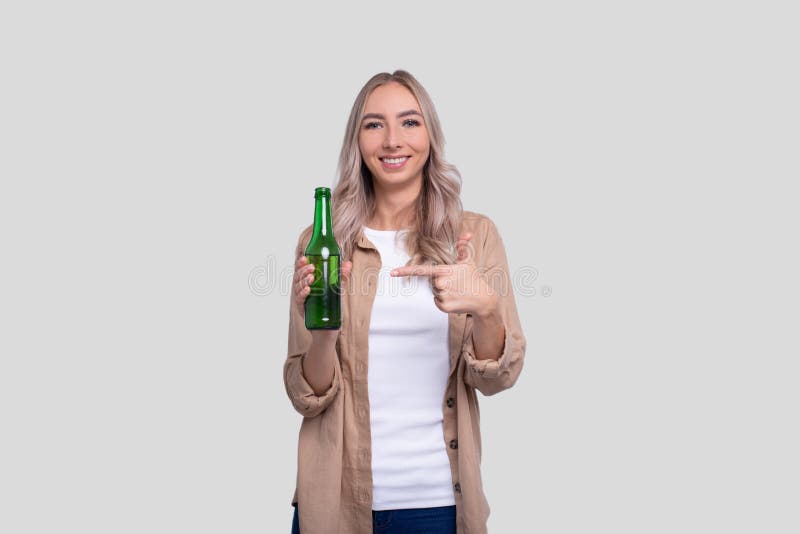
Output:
[285,70,526,534]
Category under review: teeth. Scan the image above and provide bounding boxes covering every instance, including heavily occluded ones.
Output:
[382,157,408,164]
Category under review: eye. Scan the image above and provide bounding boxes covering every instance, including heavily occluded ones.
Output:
[403,119,421,127]
[364,121,382,129]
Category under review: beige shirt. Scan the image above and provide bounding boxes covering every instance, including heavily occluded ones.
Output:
[284,211,527,534]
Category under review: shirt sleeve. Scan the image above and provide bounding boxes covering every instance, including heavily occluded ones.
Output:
[283,227,342,417]
[462,217,526,396]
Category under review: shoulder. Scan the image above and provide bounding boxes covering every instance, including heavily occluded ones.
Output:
[460,210,503,243]
[461,210,492,225]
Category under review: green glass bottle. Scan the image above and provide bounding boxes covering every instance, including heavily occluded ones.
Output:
[304,187,342,330]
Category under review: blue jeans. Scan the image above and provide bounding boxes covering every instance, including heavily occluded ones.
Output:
[292,502,457,533]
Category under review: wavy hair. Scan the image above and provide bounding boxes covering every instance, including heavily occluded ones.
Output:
[331,70,463,266]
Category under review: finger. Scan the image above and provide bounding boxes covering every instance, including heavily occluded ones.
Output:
[295,255,308,269]
[294,274,310,295]
[294,263,314,282]
[295,273,313,295]
[294,276,306,298]
[341,261,353,282]
[295,284,311,307]
[456,235,474,264]
[456,235,472,247]
[390,264,453,277]
[293,263,315,285]
[297,282,311,297]
[432,276,450,292]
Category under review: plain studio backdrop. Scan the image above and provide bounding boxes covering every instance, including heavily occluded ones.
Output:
[1,1,797,532]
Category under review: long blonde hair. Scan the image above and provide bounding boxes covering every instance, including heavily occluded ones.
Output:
[331,70,463,266]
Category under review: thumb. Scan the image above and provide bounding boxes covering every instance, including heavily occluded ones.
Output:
[456,232,474,264]
[341,260,353,283]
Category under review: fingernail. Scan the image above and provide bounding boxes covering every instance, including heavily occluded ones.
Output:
[389,270,397,276]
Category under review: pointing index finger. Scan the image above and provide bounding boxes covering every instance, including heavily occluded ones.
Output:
[390,264,452,277]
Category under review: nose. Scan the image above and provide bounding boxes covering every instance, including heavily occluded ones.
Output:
[382,124,400,150]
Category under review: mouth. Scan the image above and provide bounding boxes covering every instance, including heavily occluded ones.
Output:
[379,156,410,170]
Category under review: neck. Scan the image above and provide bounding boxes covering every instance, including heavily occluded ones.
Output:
[368,176,421,230]
[312,193,334,237]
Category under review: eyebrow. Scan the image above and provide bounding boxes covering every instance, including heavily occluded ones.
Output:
[361,109,422,122]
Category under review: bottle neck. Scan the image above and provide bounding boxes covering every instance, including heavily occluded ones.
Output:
[312,195,333,238]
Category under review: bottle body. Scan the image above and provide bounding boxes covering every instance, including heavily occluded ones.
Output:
[304,187,341,330]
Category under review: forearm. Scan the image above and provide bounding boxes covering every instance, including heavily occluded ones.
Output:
[471,296,505,360]
[302,331,338,395]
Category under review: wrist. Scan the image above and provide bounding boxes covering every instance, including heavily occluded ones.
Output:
[474,294,501,321]
[310,329,339,349]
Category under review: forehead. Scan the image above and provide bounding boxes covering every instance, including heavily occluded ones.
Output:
[363,82,421,112]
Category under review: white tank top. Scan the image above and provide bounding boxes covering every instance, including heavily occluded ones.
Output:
[362,226,456,511]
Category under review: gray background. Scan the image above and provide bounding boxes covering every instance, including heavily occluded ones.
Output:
[1,1,798,532]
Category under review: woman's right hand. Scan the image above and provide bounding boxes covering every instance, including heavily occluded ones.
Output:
[293,255,353,318]
[293,255,317,311]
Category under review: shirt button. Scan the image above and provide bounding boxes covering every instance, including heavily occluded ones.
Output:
[449,439,458,450]
[357,362,365,373]
[454,482,461,494]
[359,408,367,418]
[446,397,455,408]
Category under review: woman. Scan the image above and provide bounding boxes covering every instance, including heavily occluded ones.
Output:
[285,70,526,534]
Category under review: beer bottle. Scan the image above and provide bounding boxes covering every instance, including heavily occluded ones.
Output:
[304,187,341,329]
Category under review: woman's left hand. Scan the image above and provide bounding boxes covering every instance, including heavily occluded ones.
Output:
[390,232,500,317]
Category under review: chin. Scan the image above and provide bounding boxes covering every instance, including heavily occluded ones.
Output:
[375,174,419,188]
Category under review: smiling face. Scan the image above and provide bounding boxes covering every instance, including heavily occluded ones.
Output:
[358,82,431,192]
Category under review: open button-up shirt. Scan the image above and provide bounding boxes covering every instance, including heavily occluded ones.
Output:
[284,211,526,534]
